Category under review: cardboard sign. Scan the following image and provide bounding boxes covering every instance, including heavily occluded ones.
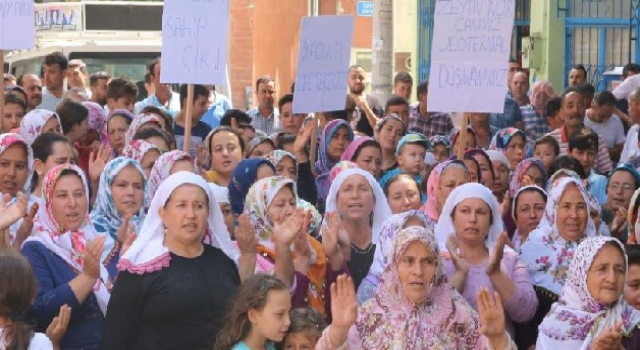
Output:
[0,0,35,50]
[293,15,355,114]
[427,0,515,113]
[160,0,229,84]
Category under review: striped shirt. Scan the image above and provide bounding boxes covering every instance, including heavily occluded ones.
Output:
[546,127,613,174]
[408,102,454,137]
[248,107,280,135]
[520,104,550,144]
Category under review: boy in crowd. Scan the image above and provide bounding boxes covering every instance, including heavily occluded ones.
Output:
[568,126,607,203]
[106,78,139,113]
[533,135,560,172]
[379,133,430,198]
[173,84,212,158]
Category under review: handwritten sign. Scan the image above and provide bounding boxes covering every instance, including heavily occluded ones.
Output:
[160,0,229,85]
[0,0,35,50]
[293,15,355,114]
[427,0,515,113]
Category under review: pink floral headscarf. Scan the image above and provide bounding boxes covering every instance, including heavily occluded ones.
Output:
[82,101,109,147]
[0,133,34,195]
[145,150,197,208]
[19,109,62,145]
[121,139,161,164]
[124,113,163,146]
[420,160,456,224]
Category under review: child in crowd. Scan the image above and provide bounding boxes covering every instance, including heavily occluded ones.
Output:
[625,244,640,310]
[280,308,326,350]
[568,126,607,203]
[379,133,430,202]
[216,274,355,350]
[106,78,139,113]
[533,135,560,172]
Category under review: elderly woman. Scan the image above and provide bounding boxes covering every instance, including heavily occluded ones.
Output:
[537,236,640,349]
[339,226,517,349]
[322,167,392,290]
[103,172,244,349]
[90,157,146,243]
[21,164,118,349]
[603,163,640,240]
[435,183,537,339]
[420,160,470,227]
[356,210,428,304]
[519,177,597,348]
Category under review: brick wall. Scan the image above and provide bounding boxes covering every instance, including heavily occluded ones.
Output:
[229,0,255,110]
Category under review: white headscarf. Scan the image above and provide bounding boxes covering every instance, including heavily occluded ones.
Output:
[209,183,230,204]
[118,172,239,274]
[434,182,505,253]
[19,109,62,145]
[520,177,597,295]
[537,236,640,349]
[486,149,510,169]
[322,167,392,243]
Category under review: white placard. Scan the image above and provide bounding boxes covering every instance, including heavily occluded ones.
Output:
[293,15,355,114]
[427,0,515,113]
[160,0,229,85]
[0,0,35,50]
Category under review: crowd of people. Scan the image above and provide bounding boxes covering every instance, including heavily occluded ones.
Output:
[2,52,640,349]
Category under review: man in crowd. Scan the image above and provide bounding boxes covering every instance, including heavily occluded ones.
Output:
[521,80,556,143]
[89,71,111,107]
[106,78,139,113]
[621,87,640,163]
[546,87,612,174]
[135,57,180,116]
[17,73,43,112]
[221,109,255,146]
[277,94,305,135]
[568,64,588,87]
[67,59,89,93]
[510,71,530,107]
[507,58,521,90]
[392,71,413,100]
[200,85,232,128]
[38,52,67,111]
[347,65,383,136]
[173,84,212,158]
[408,80,454,137]
[248,76,280,135]
[489,96,524,130]
[385,95,410,125]
[584,90,626,163]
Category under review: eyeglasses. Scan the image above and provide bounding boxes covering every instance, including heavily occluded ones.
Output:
[609,183,634,192]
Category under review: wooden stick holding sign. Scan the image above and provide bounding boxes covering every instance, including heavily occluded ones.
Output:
[0,52,5,126]
[457,113,469,159]
[309,113,319,167]
[183,84,194,154]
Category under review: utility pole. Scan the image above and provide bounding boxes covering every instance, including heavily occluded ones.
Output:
[371,0,393,103]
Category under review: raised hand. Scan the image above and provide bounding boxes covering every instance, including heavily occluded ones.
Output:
[499,190,510,216]
[116,215,133,244]
[46,304,71,348]
[446,235,469,274]
[195,142,208,168]
[82,236,105,280]
[328,275,357,347]
[477,288,509,349]
[520,175,535,187]
[13,201,38,250]
[592,321,623,350]
[610,207,629,235]
[293,122,315,162]
[322,212,342,258]
[89,144,112,183]
[273,209,305,247]
[235,213,257,255]
[0,192,29,231]
[486,232,507,275]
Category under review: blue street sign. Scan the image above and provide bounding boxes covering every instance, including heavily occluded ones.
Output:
[357,1,373,17]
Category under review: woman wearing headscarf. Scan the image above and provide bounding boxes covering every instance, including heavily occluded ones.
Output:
[488,128,527,172]
[106,109,135,156]
[374,115,406,177]
[82,101,109,149]
[121,139,162,178]
[518,177,598,348]
[103,172,244,349]
[19,109,62,145]
[537,236,640,349]
[466,148,495,189]
[322,167,392,290]
[511,185,547,252]
[435,183,537,339]
[124,112,164,146]
[228,158,276,216]
[356,210,428,305]
[451,126,478,156]
[244,176,346,318]
[145,150,197,209]
[486,150,511,204]
[419,160,470,228]
[90,157,146,244]
[21,164,118,349]
[503,158,547,237]
[340,136,382,180]
[429,134,452,163]
[343,226,517,349]
[315,119,354,205]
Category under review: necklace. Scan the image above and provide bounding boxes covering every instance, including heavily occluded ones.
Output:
[351,242,374,255]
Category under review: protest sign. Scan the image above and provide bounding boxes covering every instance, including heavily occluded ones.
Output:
[0,0,35,49]
[160,0,229,85]
[293,15,355,114]
[427,0,515,113]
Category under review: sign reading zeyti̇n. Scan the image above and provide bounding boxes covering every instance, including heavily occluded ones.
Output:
[293,15,355,114]
[160,0,229,85]
[0,0,35,49]
[427,0,515,113]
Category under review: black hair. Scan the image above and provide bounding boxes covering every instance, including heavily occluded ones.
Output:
[43,52,68,71]
[465,148,495,179]
[416,80,428,97]
[623,63,640,79]
[534,135,561,156]
[626,244,640,266]
[575,83,595,98]
[3,93,26,111]
[509,58,519,64]
[548,155,587,180]
[276,133,296,150]
[89,71,111,87]
[144,72,152,84]
[133,127,175,150]
[352,140,382,161]
[571,64,588,79]
[546,96,562,118]
[462,154,481,182]
[31,133,72,192]
[179,84,209,109]
[393,71,413,85]
[255,76,274,91]
[278,94,294,111]
[56,99,88,134]
[384,173,419,197]
[220,109,252,128]
[568,126,599,151]
[385,95,409,110]
[207,126,246,155]
[107,78,138,100]
[323,109,349,121]
[593,90,616,107]
[560,86,583,105]
[512,186,548,220]
[148,57,161,77]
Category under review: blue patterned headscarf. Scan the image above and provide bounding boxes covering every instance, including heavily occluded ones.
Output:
[228,158,276,215]
[90,157,147,241]
[315,119,354,201]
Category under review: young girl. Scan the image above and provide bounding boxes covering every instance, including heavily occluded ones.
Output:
[0,249,70,350]
[216,274,356,350]
[280,308,326,349]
